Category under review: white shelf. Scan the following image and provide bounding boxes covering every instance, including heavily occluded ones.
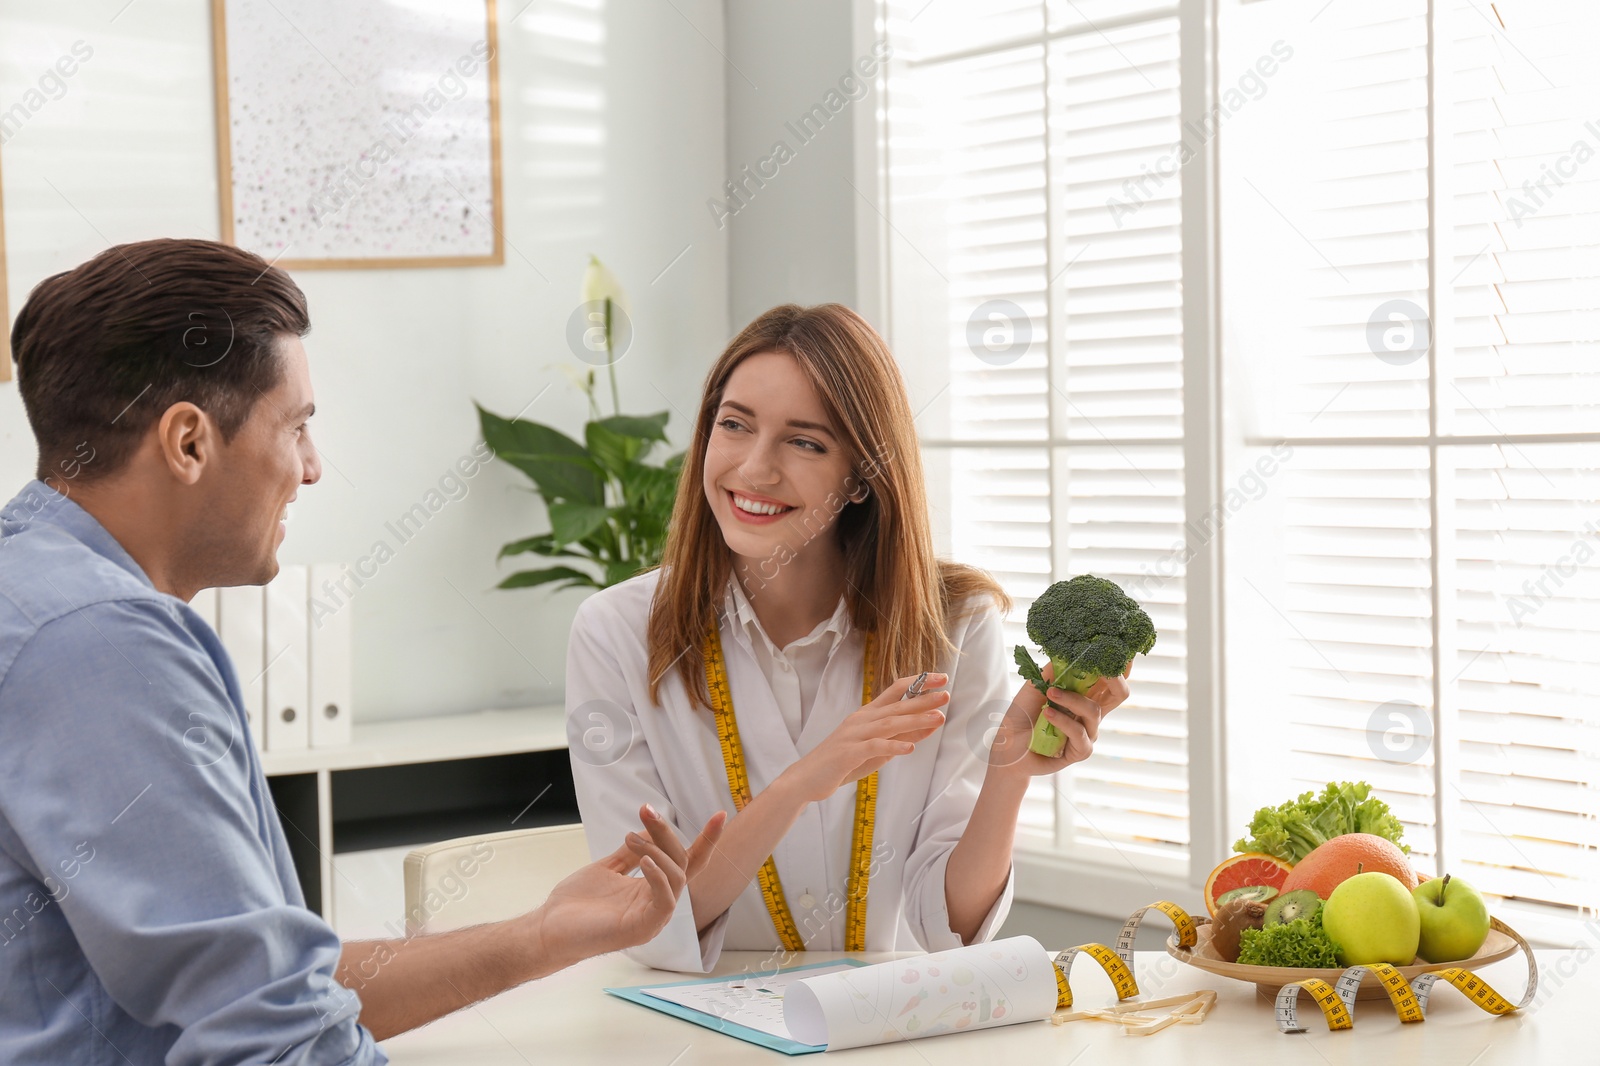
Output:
[260,705,567,776]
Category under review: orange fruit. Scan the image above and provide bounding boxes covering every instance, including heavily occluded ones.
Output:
[1281,833,1417,899]
[1203,853,1292,917]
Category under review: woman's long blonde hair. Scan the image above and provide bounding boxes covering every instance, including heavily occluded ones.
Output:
[646,303,1009,709]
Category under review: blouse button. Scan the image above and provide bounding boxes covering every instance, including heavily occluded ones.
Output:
[798,892,817,910]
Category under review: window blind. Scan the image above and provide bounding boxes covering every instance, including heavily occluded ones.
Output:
[885,2,1189,866]
[1223,0,1599,922]
[1445,0,1600,913]
[884,0,1597,923]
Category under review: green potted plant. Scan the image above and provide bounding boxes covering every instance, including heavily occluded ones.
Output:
[477,256,683,591]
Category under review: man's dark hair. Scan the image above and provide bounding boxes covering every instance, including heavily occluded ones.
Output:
[11,237,310,483]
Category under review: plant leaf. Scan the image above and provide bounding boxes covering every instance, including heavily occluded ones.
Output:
[595,411,670,444]
[477,404,588,460]
[622,510,666,547]
[497,565,599,590]
[487,400,681,595]
[497,534,589,560]
[619,461,674,508]
[498,453,605,506]
[477,404,604,504]
[603,558,641,587]
[498,534,550,559]
[586,421,644,479]
[576,523,614,555]
[549,502,612,545]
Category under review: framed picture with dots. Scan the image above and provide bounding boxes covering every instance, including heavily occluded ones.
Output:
[211,0,503,270]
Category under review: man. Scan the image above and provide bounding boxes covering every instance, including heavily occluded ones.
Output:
[0,238,725,1064]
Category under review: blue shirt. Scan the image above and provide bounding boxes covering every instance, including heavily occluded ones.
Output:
[0,481,383,1065]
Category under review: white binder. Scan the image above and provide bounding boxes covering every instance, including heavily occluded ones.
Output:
[217,585,266,752]
[264,565,310,751]
[308,563,354,747]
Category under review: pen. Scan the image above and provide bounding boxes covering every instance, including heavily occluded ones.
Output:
[903,671,929,700]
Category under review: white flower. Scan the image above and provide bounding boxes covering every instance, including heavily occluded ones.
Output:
[580,255,629,314]
[550,362,596,397]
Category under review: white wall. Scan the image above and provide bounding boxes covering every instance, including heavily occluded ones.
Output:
[0,0,729,721]
[722,0,868,327]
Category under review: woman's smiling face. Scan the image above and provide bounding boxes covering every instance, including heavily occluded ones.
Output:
[702,350,861,565]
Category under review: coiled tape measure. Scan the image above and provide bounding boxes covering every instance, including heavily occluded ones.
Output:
[1050,902,1538,1034]
[1051,900,1197,1009]
[1272,915,1537,1033]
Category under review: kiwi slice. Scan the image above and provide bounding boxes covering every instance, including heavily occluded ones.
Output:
[1263,888,1321,927]
[1216,884,1279,907]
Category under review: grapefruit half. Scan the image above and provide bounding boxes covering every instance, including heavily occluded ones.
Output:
[1203,853,1293,917]
[1280,833,1416,898]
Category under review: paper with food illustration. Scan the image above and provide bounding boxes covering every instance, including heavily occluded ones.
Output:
[640,962,857,1044]
[784,936,1060,1050]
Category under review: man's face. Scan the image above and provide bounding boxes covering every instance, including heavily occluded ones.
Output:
[204,336,321,586]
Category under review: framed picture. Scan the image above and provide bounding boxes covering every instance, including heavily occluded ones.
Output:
[211,0,503,270]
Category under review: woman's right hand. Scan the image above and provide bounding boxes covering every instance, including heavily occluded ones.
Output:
[782,673,950,803]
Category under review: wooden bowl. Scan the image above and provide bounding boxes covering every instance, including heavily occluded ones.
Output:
[1166,921,1523,1001]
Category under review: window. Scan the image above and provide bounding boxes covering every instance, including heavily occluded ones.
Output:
[878,0,1598,936]
[883,0,1191,876]
[1222,0,1600,928]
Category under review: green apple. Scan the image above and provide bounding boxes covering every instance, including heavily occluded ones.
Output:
[1412,874,1490,963]
[1323,871,1421,966]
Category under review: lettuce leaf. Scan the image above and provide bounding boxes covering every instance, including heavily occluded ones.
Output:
[1232,781,1408,864]
[1236,910,1342,968]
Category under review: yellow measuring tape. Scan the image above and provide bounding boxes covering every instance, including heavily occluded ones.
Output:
[1051,900,1198,1009]
[1050,900,1535,1035]
[1273,916,1538,1033]
[705,627,878,953]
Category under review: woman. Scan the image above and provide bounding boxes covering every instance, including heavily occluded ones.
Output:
[565,304,1129,972]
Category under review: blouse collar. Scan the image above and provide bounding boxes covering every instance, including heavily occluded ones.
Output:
[724,570,852,659]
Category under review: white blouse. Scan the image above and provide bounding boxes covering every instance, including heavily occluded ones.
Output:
[564,568,1016,973]
[726,574,848,742]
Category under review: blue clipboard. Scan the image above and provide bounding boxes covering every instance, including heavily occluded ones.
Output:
[604,958,871,1056]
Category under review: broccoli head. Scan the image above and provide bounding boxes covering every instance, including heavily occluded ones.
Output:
[1013,574,1156,757]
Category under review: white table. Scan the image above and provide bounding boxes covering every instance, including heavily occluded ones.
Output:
[380,945,1588,1063]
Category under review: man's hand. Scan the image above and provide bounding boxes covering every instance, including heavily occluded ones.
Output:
[338,806,728,1041]
[533,805,728,966]
[622,802,730,883]
[986,661,1130,779]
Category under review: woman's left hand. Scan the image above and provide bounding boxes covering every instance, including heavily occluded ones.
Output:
[985,661,1130,778]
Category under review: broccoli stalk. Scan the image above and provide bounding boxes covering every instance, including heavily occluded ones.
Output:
[1013,575,1156,758]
